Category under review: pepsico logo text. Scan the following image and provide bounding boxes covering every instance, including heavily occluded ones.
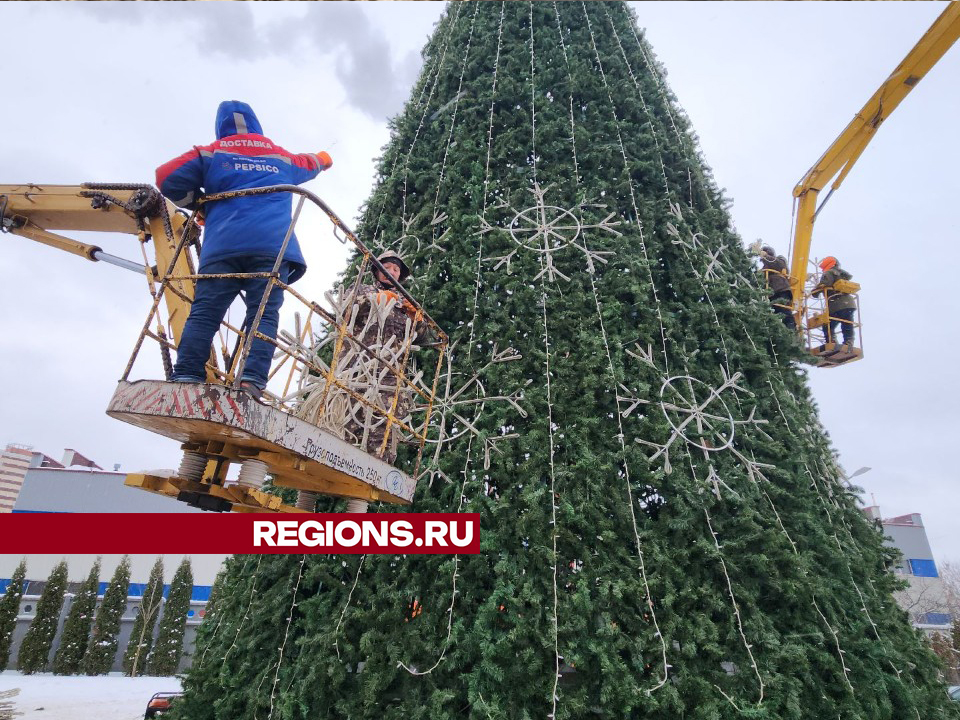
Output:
[235,162,280,173]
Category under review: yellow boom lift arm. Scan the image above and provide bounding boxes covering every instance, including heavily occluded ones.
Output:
[1,183,198,348]
[788,2,960,363]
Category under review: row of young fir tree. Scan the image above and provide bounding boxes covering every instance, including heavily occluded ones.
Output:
[0,556,193,676]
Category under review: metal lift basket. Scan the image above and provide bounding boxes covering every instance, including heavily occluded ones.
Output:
[1,182,447,513]
[112,184,448,512]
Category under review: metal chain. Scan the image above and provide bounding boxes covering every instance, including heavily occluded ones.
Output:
[80,183,176,242]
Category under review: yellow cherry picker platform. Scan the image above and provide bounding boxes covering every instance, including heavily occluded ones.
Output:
[783,2,960,367]
[1,182,448,513]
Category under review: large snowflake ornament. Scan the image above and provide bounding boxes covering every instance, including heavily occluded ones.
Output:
[664,200,742,285]
[480,182,622,282]
[625,341,657,369]
[728,270,756,290]
[394,214,426,258]
[287,286,424,449]
[665,220,705,253]
[702,244,728,282]
[618,365,774,496]
[415,344,528,485]
[394,210,451,258]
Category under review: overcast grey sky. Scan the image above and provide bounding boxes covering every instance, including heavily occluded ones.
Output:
[1,2,957,563]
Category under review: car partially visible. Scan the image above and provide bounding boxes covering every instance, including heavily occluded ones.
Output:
[144,692,183,719]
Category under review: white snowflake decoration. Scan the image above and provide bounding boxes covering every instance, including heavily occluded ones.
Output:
[480,182,621,282]
[619,365,774,496]
[664,201,739,284]
[289,286,423,448]
[415,344,528,485]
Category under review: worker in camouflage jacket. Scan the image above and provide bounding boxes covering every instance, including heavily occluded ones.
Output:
[812,256,857,345]
[338,252,426,466]
[759,244,796,330]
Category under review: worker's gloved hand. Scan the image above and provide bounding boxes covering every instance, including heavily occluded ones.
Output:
[315,151,333,171]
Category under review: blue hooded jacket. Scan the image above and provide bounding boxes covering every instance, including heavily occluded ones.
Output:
[156,101,328,283]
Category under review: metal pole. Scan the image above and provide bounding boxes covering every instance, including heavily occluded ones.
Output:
[92,250,146,274]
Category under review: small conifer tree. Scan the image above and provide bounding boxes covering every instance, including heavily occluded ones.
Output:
[16,560,68,675]
[82,556,131,675]
[149,558,194,676]
[0,559,27,670]
[948,618,960,684]
[204,566,226,618]
[123,557,164,677]
[52,558,100,675]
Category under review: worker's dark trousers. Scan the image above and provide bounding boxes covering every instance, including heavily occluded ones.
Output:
[824,307,856,345]
[173,257,292,389]
[769,291,796,330]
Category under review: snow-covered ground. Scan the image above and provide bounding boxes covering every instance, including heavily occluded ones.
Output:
[0,671,181,720]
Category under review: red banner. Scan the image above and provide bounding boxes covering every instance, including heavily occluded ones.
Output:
[0,513,480,554]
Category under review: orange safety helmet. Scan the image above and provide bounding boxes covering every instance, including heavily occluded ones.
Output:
[819,256,838,271]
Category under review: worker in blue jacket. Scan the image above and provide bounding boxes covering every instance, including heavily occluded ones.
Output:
[156,100,332,396]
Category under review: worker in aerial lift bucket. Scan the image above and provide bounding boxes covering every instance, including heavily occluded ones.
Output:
[813,256,857,346]
[294,252,424,512]
[155,100,333,397]
[341,252,426,467]
[758,244,796,330]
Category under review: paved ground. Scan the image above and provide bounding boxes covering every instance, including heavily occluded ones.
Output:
[0,671,182,720]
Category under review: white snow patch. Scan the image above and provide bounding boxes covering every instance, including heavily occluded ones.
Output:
[0,670,182,720]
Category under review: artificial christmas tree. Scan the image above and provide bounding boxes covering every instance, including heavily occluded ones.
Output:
[0,559,26,670]
[123,557,164,677]
[52,558,100,675]
[17,560,67,675]
[149,558,194,676]
[83,556,131,675]
[173,3,956,718]
[930,631,959,685]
